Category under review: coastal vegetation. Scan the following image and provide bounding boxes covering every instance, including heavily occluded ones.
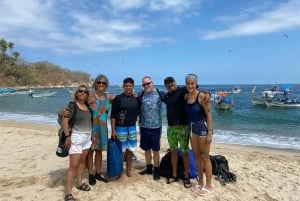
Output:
[0,38,92,88]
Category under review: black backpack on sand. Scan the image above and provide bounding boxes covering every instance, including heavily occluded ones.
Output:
[159,150,185,179]
[210,155,236,183]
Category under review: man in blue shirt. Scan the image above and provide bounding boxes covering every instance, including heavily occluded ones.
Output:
[138,76,165,180]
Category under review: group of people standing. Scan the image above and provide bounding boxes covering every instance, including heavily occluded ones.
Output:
[62,73,214,201]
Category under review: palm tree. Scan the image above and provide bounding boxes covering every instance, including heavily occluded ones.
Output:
[12,51,20,60]
[0,38,8,64]
[8,42,14,54]
[12,51,21,65]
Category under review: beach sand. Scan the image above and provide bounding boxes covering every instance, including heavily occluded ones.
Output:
[0,120,299,201]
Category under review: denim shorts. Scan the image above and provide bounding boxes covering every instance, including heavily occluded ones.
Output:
[189,120,209,137]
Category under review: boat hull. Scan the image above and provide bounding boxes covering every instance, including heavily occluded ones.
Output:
[265,100,300,107]
[214,101,232,110]
[30,92,57,98]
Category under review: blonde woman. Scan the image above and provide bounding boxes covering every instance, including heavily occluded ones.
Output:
[64,85,92,201]
[184,74,214,196]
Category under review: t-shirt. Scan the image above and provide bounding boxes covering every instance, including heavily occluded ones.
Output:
[110,93,140,127]
[140,88,164,129]
[164,87,189,126]
[72,106,92,133]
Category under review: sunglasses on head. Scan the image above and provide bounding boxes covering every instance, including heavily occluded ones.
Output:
[142,82,152,87]
[96,81,107,85]
[78,89,88,94]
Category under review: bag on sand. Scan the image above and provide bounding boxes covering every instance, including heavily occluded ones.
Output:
[159,149,185,179]
[56,102,77,157]
[210,155,236,183]
[107,138,123,177]
[178,149,198,179]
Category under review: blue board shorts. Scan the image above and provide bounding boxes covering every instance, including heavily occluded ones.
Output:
[115,126,137,152]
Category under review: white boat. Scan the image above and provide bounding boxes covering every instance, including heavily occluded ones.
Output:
[265,99,300,107]
[17,89,35,95]
[250,86,283,105]
[231,86,242,94]
[265,94,300,107]
[0,89,35,97]
[29,91,57,98]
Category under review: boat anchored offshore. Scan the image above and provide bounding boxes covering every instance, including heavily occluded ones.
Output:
[250,85,283,105]
[28,91,57,98]
[231,86,242,94]
[265,99,300,107]
[265,91,300,107]
[214,91,234,110]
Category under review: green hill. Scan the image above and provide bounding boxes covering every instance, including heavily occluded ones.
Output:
[0,38,92,88]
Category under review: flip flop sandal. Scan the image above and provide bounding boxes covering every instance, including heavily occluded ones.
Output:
[196,187,214,196]
[65,194,75,201]
[76,183,91,191]
[166,176,178,184]
[191,184,203,192]
[183,177,192,188]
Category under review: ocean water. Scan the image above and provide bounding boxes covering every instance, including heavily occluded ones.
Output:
[0,84,299,150]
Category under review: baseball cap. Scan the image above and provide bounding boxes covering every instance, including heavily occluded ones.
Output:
[164,77,175,84]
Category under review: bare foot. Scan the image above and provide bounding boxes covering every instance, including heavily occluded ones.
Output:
[126,170,132,177]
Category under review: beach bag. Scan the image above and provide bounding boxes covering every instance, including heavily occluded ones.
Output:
[159,150,184,179]
[178,149,198,179]
[56,102,77,157]
[107,138,123,177]
[210,155,236,183]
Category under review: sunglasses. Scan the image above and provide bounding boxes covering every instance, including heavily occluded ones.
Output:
[78,89,88,94]
[96,81,107,85]
[142,82,152,87]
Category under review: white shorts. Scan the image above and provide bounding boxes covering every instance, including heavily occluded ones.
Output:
[69,131,92,155]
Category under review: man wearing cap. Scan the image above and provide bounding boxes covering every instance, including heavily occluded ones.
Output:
[163,76,192,187]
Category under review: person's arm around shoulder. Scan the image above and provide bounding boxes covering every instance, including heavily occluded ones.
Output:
[160,90,167,103]
[108,94,115,103]
[199,92,213,144]
[200,90,211,103]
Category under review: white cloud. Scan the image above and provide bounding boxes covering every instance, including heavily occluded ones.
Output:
[148,0,193,12]
[201,0,300,40]
[0,0,56,32]
[109,0,144,10]
[0,0,197,54]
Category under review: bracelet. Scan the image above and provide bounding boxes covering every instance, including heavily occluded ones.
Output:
[65,135,71,138]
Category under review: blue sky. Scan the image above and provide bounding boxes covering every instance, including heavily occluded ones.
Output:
[1,0,300,85]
